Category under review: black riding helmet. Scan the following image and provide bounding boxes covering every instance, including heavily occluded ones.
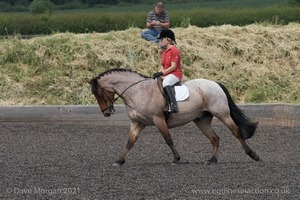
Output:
[157,29,176,44]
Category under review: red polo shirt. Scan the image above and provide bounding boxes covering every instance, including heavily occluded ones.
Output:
[161,45,182,80]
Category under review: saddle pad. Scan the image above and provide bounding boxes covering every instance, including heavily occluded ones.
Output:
[175,85,189,101]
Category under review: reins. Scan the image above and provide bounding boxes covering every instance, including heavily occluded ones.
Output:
[113,79,150,103]
[99,78,150,105]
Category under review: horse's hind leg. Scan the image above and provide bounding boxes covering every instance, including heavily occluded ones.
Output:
[193,112,220,164]
[114,121,145,166]
[154,117,180,163]
[220,115,260,161]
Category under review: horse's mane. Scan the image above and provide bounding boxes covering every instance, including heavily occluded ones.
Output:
[95,68,149,79]
[90,68,150,95]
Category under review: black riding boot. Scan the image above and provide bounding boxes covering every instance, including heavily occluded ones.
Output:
[164,86,179,113]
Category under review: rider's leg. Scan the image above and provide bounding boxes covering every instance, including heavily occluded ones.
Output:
[163,74,180,113]
[164,86,178,113]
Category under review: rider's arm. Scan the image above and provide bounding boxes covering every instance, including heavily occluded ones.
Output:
[161,62,177,75]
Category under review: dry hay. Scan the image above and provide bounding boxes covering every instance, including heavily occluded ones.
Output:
[0,23,299,105]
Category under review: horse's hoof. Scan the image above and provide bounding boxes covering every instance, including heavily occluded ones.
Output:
[112,162,122,167]
[171,161,180,165]
[171,158,180,165]
[113,158,125,166]
[172,160,179,165]
[258,158,265,165]
[206,157,218,165]
[174,156,181,162]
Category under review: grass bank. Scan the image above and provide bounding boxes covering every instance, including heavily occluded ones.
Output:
[0,23,299,105]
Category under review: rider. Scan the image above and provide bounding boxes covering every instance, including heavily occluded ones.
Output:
[153,29,182,113]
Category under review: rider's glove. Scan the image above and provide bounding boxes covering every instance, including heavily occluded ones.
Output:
[152,71,163,79]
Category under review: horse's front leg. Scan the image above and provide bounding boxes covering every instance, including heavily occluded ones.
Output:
[113,121,145,166]
[154,117,180,163]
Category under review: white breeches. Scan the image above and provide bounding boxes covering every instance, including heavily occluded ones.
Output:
[162,74,180,88]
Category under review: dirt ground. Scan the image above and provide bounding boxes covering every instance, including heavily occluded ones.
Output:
[0,121,299,200]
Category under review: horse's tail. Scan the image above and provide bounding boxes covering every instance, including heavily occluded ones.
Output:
[217,82,258,140]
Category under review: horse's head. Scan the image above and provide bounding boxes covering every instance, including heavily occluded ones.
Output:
[86,78,115,117]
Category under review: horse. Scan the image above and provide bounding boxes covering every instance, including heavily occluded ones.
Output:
[86,68,260,166]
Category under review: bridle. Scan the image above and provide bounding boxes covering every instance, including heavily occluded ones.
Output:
[97,78,150,113]
[98,88,116,114]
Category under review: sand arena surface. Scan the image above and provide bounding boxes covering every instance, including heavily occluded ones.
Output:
[1,121,299,199]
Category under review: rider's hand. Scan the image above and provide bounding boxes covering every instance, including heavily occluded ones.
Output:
[152,72,163,79]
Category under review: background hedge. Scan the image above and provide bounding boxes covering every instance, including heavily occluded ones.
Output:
[0,6,300,35]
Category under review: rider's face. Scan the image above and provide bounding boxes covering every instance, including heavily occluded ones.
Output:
[159,37,168,49]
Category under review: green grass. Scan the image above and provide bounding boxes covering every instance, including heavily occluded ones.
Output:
[0,0,297,35]
[1,0,290,15]
[46,0,287,15]
[61,0,289,13]
[1,4,299,35]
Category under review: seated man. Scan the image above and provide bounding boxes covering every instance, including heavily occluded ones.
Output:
[141,2,170,43]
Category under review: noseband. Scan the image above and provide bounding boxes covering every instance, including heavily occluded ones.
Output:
[96,87,115,114]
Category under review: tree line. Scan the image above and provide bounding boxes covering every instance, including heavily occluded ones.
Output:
[1,0,120,6]
[0,0,198,12]
[1,0,299,12]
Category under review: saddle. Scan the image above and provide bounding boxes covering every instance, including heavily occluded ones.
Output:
[156,78,189,112]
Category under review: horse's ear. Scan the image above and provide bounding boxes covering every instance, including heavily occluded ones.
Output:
[85,78,92,84]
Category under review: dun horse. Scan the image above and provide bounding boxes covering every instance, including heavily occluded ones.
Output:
[87,68,260,166]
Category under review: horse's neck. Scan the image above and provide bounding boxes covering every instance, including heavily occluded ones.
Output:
[101,75,146,96]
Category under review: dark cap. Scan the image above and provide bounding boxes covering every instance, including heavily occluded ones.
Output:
[157,29,176,43]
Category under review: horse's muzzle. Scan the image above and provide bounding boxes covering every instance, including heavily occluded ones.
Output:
[102,104,115,117]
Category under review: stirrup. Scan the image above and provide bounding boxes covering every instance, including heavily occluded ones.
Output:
[168,103,178,113]
[170,101,178,112]
[164,104,170,112]
[170,105,178,113]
